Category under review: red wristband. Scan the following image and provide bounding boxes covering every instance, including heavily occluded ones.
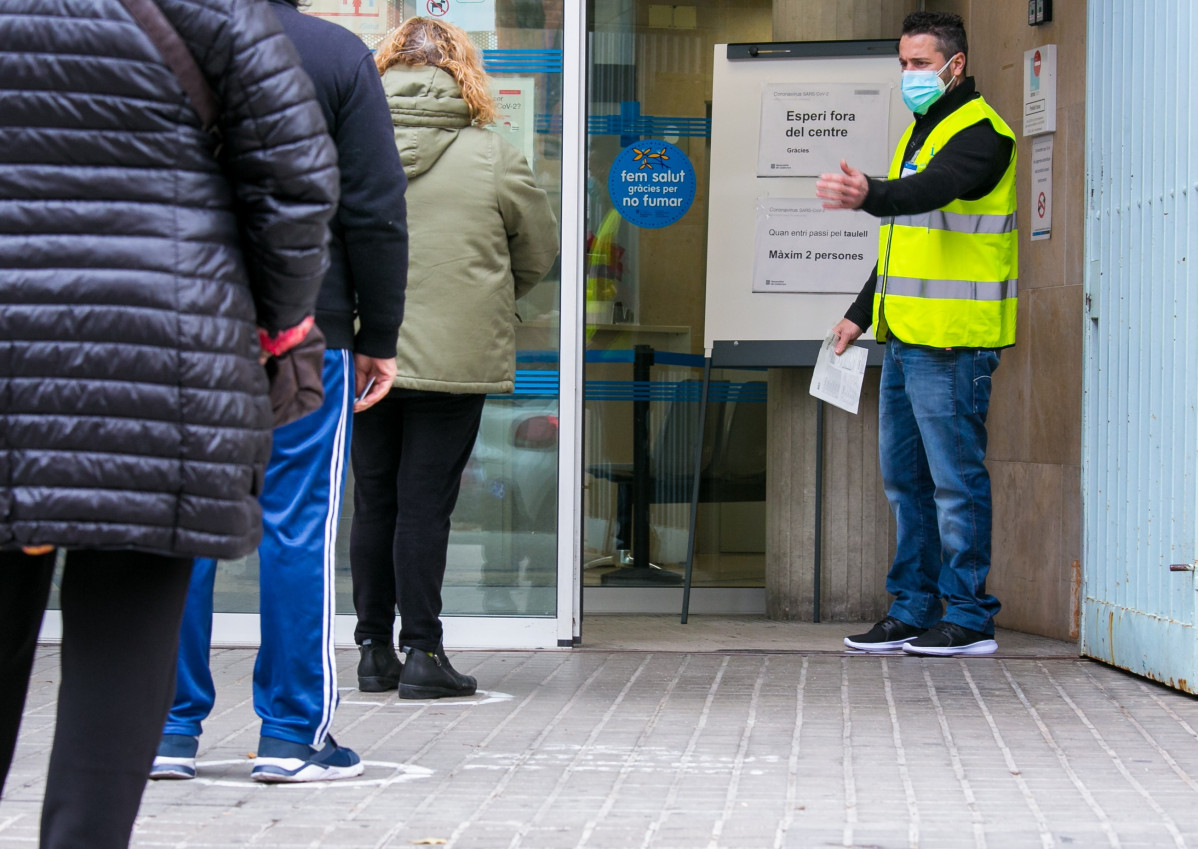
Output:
[258,316,315,358]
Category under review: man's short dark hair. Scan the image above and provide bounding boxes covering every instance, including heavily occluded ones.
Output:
[901,11,968,60]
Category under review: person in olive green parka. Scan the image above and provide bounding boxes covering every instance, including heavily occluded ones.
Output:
[384,42,557,394]
[349,16,559,699]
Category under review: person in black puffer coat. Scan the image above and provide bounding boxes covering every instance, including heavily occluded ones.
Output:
[152,0,410,786]
[0,0,339,846]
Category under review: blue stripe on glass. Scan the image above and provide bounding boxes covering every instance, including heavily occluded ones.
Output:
[587,114,712,138]
[585,381,767,403]
[516,350,560,363]
[653,352,705,368]
[509,353,767,402]
[508,372,768,403]
[483,49,563,74]
[537,115,564,134]
[511,369,559,397]
[584,350,636,364]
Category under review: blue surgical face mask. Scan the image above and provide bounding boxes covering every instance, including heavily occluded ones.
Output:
[901,55,956,115]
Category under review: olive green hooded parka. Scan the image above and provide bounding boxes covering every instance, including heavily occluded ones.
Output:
[382,64,559,394]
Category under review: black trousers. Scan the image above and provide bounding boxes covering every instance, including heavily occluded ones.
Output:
[0,549,192,849]
[350,389,486,653]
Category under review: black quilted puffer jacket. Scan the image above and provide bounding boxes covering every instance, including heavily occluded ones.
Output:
[0,0,339,558]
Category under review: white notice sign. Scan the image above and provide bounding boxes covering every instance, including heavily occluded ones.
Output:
[487,78,535,166]
[758,82,891,177]
[1023,44,1057,136]
[1030,134,1053,241]
[752,199,877,293]
[810,331,868,415]
[306,0,385,38]
[435,0,496,32]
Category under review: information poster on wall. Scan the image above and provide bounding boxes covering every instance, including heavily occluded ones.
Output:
[424,0,496,31]
[1023,44,1057,136]
[1030,134,1054,241]
[305,0,385,38]
[752,199,877,293]
[487,78,535,166]
[757,82,891,177]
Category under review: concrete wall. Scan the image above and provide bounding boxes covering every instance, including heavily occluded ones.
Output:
[773,0,912,41]
[961,3,1086,641]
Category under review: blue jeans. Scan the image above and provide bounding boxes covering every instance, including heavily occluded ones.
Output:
[879,339,1001,634]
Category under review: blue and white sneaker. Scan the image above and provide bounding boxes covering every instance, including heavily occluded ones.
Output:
[250,735,364,783]
[149,734,199,780]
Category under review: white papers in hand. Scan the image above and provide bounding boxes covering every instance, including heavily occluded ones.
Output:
[809,331,867,414]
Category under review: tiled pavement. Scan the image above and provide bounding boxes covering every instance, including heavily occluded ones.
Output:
[4,621,1198,848]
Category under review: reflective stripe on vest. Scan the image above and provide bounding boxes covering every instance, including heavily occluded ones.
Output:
[873,96,1018,349]
[884,277,1017,301]
[893,209,1016,236]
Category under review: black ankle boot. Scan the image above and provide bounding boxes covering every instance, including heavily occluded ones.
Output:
[357,639,402,692]
[398,644,477,699]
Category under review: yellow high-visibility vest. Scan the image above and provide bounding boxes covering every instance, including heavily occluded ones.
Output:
[584,208,624,338]
[585,208,623,306]
[873,96,1018,348]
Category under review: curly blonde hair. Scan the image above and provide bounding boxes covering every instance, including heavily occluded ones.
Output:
[375,17,497,127]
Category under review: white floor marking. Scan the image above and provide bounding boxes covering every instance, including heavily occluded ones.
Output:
[177,759,432,789]
[337,688,513,706]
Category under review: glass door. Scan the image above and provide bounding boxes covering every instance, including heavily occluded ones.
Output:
[581,0,774,613]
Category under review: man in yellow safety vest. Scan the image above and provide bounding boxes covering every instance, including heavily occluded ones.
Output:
[816,11,1017,657]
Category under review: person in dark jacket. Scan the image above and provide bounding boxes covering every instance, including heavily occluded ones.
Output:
[150,0,409,784]
[0,0,338,846]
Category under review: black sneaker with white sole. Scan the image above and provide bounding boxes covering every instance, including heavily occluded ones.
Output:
[902,622,997,656]
[844,616,927,651]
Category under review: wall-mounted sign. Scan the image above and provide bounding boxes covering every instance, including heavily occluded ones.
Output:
[306,0,385,38]
[752,199,877,293]
[1030,134,1053,241]
[757,82,891,178]
[1023,44,1057,136]
[426,0,495,31]
[608,140,696,229]
[486,78,535,166]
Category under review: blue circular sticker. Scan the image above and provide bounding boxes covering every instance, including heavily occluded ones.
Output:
[608,140,696,229]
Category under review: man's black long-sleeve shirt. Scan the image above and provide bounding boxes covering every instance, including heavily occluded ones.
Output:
[270,0,409,357]
[844,77,1014,332]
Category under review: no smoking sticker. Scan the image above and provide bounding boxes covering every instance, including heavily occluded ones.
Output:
[607,140,696,229]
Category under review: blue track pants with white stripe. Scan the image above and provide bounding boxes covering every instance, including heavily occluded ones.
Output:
[163,349,352,747]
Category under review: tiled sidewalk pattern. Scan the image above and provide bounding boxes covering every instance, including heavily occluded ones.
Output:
[3,647,1198,847]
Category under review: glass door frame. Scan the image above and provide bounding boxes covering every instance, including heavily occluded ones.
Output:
[556,0,587,649]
